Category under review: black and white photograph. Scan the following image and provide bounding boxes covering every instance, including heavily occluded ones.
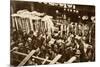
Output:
[10,0,95,66]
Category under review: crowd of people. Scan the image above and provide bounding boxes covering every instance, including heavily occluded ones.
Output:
[10,10,95,66]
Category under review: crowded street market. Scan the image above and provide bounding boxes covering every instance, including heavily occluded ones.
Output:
[10,1,95,66]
